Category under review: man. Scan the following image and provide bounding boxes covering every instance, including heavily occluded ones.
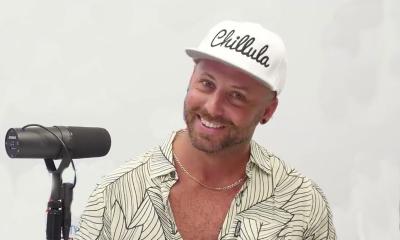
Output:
[75,20,336,240]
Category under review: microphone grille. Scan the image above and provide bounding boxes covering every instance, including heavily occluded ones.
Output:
[67,127,111,159]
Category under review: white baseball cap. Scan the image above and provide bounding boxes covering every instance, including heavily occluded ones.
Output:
[186,20,287,95]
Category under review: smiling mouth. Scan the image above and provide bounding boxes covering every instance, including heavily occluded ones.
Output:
[198,115,226,129]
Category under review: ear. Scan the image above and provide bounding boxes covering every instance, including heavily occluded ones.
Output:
[260,97,278,124]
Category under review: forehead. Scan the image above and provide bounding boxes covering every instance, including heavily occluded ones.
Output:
[193,59,269,90]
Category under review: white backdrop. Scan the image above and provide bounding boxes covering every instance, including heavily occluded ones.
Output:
[0,0,399,239]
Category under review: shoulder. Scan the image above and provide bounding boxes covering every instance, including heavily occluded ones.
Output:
[252,140,333,214]
[92,131,178,196]
[253,141,336,237]
[94,146,160,194]
[268,150,332,207]
[252,141,314,187]
[251,140,306,184]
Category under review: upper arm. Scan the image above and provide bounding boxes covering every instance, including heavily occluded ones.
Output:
[303,183,337,240]
[74,184,111,240]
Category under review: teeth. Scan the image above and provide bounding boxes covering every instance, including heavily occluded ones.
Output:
[200,117,224,129]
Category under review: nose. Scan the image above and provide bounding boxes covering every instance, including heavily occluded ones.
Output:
[204,91,225,118]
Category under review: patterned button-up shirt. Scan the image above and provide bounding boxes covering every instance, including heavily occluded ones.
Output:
[75,131,336,240]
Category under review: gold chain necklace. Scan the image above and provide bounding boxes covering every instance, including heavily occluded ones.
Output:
[172,151,246,191]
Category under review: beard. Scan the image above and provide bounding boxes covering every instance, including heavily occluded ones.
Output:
[183,100,259,154]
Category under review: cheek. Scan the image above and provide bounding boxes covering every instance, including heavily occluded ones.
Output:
[227,108,263,127]
[220,108,244,125]
[184,90,204,110]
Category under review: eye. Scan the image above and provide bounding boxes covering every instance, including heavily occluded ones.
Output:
[229,91,248,107]
[230,91,246,101]
[199,79,215,90]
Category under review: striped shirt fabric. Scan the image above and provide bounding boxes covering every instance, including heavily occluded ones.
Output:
[75,131,336,240]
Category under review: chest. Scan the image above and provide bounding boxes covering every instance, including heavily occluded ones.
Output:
[169,183,238,240]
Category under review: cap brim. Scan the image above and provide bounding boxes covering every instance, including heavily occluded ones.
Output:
[185,48,275,91]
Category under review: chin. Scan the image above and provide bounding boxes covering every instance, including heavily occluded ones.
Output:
[187,130,220,153]
[188,129,250,154]
[192,140,223,154]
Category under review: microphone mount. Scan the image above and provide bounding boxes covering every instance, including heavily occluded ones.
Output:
[22,124,76,240]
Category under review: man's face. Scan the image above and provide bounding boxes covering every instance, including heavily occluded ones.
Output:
[184,59,277,154]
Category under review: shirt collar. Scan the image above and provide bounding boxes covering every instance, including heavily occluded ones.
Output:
[149,130,273,179]
[248,139,272,175]
[148,131,177,179]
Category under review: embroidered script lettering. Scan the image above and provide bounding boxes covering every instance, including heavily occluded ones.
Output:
[211,29,270,68]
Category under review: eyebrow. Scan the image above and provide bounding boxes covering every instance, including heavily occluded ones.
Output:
[201,73,249,92]
[201,73,216,80]
[232,85,249,92]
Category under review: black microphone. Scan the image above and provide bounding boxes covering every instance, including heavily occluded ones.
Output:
[5,126,111,159]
